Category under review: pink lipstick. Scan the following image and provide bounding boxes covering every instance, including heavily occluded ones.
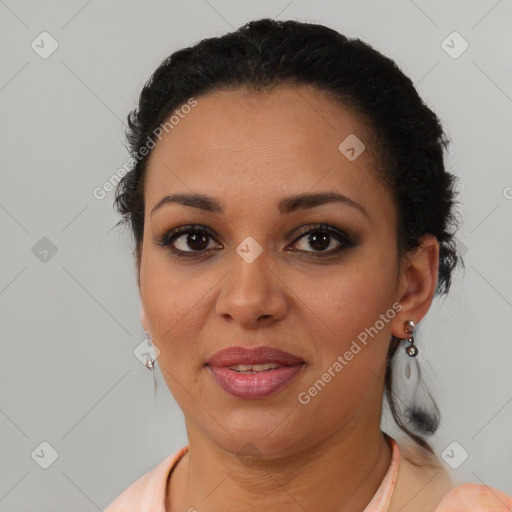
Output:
[206,346,305,399]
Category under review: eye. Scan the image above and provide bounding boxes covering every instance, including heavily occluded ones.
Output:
[289,223,355,256]
[156,222,357,259]
[157,224,222,257]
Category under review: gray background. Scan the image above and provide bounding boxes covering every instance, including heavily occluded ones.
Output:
[0,0,511,510]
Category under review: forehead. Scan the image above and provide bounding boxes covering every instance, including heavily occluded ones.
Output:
[144,85,388,216]
[148,84,370,163]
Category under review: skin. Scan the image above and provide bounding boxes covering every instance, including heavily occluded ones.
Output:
[137,84,440,512]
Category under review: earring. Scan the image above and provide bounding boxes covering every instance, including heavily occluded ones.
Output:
[144,331,156,371]
[389,320,440,434]
[403,320,418,357]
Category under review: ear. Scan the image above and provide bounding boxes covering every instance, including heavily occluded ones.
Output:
[391,234,440,338]
[137,259,149,335]
[140,307,151,336]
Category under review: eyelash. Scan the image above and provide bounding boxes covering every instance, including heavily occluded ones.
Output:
[156,223,357,259]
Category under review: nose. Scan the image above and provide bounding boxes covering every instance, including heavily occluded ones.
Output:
[214,246,288,328]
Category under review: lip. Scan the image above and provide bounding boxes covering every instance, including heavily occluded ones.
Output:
[206,346,304,366]
[206,346,305,399]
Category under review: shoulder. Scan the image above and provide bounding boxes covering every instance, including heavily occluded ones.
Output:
[434,483,512,511]
[387,436,511,512]
[103,446,189,512]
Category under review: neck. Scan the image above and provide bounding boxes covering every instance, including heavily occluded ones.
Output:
[167,426,393,512]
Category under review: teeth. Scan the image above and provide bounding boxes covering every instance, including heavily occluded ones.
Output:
[228,363,281,372]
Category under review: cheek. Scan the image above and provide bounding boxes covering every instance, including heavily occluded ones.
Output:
[306,257,396,336]
[300,256,397,380]
[299,280,393,421]
[140,253,216,361]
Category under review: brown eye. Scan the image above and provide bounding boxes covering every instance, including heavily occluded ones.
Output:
[157,223,356,259]
[290,223,356,256]
[158,225,222,257]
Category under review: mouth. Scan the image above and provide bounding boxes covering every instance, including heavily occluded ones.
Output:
[205,346,305,399]
[225,362,283,373]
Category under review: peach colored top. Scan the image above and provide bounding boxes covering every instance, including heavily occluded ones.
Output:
[104,436,512,512]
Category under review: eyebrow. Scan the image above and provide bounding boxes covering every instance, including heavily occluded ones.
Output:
[150,191,368,218]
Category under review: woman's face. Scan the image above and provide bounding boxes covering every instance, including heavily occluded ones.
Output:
[139,85,409,457]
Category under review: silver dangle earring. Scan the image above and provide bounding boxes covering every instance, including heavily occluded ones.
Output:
[403,319,418,357]
[390,319,440,434]
[144,331,156,371]
[144,331,158,398]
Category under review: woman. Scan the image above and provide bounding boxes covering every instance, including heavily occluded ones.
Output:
[104,18,512,512]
